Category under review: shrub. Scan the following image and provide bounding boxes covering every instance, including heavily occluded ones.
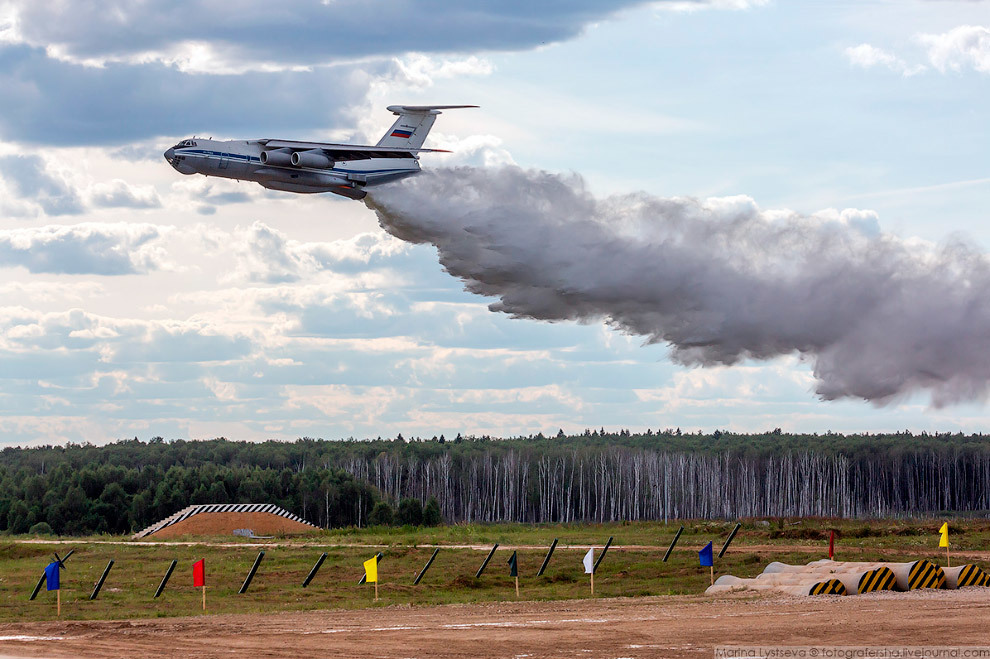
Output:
[422,497,442,526]
[28,522,53,536]
[396,498,423,526]
[368,501,394,526]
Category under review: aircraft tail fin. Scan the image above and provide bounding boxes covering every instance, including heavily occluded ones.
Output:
[376,105,477,149]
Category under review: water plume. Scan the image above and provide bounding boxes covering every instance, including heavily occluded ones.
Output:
[366,166,990,405]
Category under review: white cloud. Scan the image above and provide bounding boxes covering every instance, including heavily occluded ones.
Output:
[655,0,770,12]
[393,54,495,89]
[846,25,990,77]
[844,44,926,76]
[88,179,162,209]
[0,223,169,275]
[919,25,990,74]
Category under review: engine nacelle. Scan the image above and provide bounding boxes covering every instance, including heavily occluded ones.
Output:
[290,150,333,169]
[259,149,292,166]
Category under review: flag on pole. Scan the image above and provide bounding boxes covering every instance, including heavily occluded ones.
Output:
[507,551,518,578]
[45,561,60,591]
[364,556,378,583]
[583,548,594,574]
[193,559,205,588]
[939,522,949,548]
[699,542,714,567]
[828,530,835,559]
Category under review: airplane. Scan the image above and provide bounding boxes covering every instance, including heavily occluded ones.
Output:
[163,105,476,200]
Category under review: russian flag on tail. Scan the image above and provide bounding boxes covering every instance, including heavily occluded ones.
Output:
[390,129,413,139]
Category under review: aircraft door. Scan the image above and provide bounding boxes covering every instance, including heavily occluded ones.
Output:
[218,152,229,170]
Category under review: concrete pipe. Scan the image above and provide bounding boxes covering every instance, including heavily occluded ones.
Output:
[942,564,988,589]
[708,575,846,596]
[786,559,945,590]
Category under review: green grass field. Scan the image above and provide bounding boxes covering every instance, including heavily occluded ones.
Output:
[1,518,986,623]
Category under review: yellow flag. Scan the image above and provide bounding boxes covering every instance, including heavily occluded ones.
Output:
[364,556,378,583]
[938,522,949,548]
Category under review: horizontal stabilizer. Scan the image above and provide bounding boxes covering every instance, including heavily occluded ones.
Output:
[385,105,479,115]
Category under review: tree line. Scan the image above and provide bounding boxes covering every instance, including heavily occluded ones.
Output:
[1,430,988,535]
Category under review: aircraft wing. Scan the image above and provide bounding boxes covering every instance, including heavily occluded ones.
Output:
[257,139,450,154]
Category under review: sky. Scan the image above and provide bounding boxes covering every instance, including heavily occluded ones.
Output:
[0,0,989,445]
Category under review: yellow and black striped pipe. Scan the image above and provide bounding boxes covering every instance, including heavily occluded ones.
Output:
[857,566,897,593]
[809,579,847,595]
[943,564,988,589]
[906,559,945,589]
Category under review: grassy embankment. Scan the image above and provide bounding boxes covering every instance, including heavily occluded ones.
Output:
[1,518,987,623]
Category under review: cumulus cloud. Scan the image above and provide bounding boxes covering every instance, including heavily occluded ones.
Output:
[0,153,84,215]
[0,2,658,72]
[88,179,161,209]
[227,221,409,284]
[367,166,990,407]
[0,223,167,274]
[656,0,770,12]
[847,25,990,77]
[0,44,383,145]
[919,25,990,74]
[844,44,926,76]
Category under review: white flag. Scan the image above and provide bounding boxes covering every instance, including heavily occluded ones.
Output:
[583,548,595,574]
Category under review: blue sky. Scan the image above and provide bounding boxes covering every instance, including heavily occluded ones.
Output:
[0,0,988,444]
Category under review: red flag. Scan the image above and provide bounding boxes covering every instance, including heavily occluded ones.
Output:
[193,559,205,587]
[828,530,835,559]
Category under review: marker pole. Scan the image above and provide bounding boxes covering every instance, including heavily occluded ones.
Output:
[718,522,742,559]
[154,560,177,599]
[515,576,519,598]
[29,572,46,601]
[57,589,61,617]
[710,565,714,587]
[536,539,558,576]
[590,570,594,596]
[662,526,684,563]
[374,581,379,602]
[202,586,206,611]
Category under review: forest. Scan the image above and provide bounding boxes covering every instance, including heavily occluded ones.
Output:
[1,429,989,535]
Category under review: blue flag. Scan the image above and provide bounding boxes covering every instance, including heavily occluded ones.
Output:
[699,542,713,567]
[45,561,60,591]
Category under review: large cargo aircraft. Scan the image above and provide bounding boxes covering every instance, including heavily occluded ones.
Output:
[163,105,475,200]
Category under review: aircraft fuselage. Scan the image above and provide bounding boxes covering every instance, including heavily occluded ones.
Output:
[164,138,421,200]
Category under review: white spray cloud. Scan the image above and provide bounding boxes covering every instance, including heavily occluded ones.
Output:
[366,166,990,407]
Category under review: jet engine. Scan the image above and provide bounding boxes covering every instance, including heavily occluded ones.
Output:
[259,149,292,166]
[290,150,333,169]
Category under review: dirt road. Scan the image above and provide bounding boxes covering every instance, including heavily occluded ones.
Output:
[1,589,988,658]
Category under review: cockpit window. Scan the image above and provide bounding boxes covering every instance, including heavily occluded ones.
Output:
[172,139,198,149]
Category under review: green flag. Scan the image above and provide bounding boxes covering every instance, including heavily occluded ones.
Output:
[507,551,518,577]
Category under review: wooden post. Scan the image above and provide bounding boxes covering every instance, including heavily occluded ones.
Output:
[56,589,61,617]
[590,571,594,596]
[374,581,379,602]
[202,586,206,611]
[710,565,714,586]
[515,576,519,598]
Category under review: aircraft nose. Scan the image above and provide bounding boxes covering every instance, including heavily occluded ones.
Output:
[164,148,175,162]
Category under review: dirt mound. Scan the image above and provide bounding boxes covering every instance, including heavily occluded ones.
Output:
[149,512,317,539]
